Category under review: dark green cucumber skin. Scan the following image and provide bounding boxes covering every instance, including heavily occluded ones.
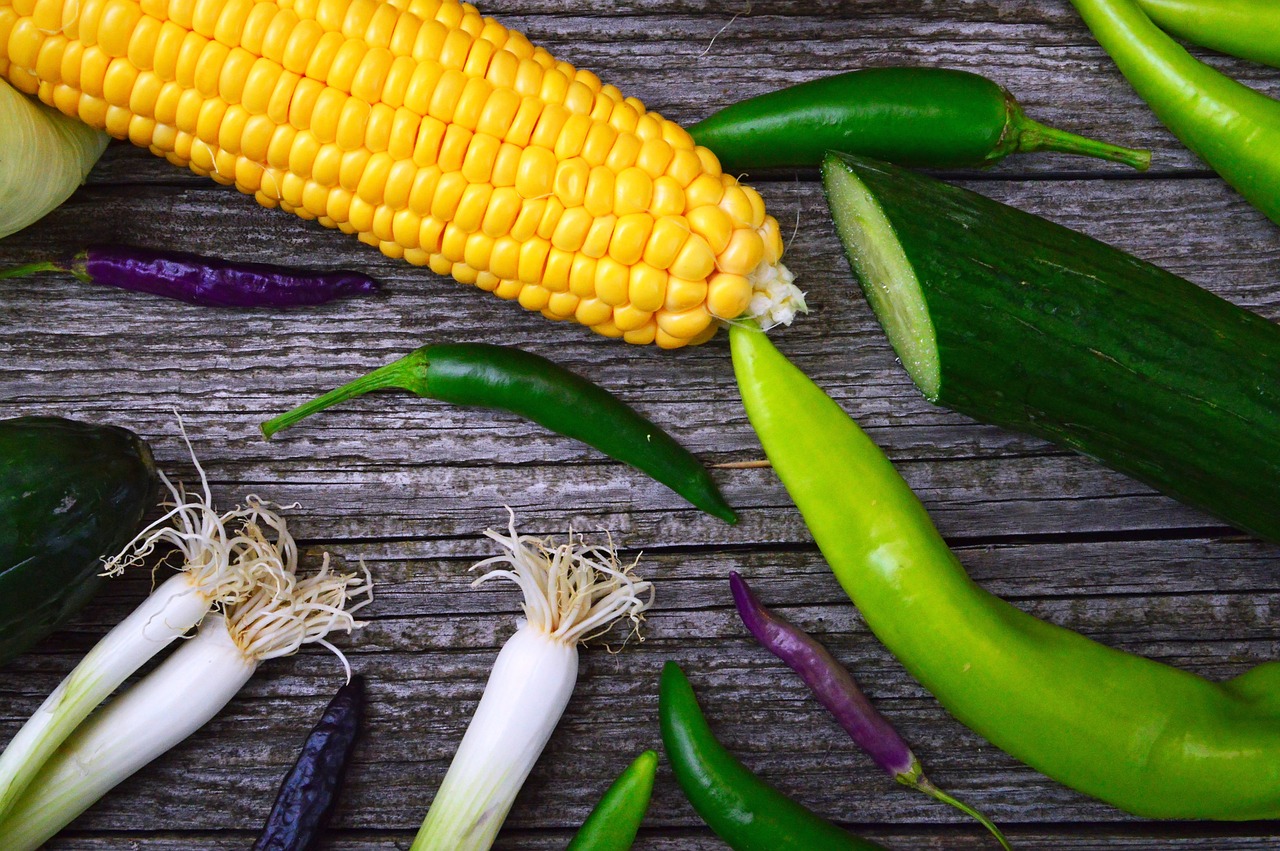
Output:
[823,153,1280,542]
[0,417,155,666]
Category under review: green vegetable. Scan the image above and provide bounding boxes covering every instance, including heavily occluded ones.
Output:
[688,67,1149,172]
[565,750,657,851]
[821,151,1280,543]
[1136,0,1280,68]
[0,416,154,668]
[730,320,1280,820]
[1071,0,1280,225]
[659,661,887,851]
[0,80,110,239]
[262,343,736,523]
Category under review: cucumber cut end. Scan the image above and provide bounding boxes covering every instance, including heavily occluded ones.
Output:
[821,154,940,399]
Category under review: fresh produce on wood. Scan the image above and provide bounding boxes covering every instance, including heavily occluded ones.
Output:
[254,677,366,851]
[0,436,324,823]
[0,80,109,239]
[0,416,154,668]
[688,67,1150,173]
[262,342,737,522]
[0,245,379,307]
[660,661,888,851]
[0,556,371,849]
[565,750,658,851]
[0,0,805,347]
[1071,0,1280,226]
[730,572,1009,849]
[730,321,1280,819]
[411,512,653,851]
[1136,0,1280,68]
[822,152,1280,543]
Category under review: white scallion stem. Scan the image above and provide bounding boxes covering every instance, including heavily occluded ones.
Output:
[0,557,370,849]
[410,511,652,851]
[0,616,257,850]
[0,572,211,821]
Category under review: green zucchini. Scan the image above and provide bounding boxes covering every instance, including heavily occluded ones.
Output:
[821,152,1280,542]
[0,417,155,666]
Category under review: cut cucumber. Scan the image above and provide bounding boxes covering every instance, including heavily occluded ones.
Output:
[822,152,1280,541]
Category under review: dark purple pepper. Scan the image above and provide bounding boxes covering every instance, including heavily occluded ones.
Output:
[0,245,378,308]
[252,676,365,851]
[729,572,1012,849]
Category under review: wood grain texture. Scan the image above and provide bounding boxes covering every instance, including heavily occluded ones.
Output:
[2,0,1280,847]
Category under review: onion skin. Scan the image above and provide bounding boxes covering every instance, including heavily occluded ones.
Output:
[0,80,108,240]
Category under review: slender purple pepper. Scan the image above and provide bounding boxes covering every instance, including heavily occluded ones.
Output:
[0,245,379,308]
[729,571,1011,849]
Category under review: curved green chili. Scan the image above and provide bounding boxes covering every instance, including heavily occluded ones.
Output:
[1136,0,1280,68]
[1072,0,1280,226]
[565,750,657,851]
[261,343,736,523]
[729,322,1280,820]
[688,68,1150,172]
[659,661,888,851]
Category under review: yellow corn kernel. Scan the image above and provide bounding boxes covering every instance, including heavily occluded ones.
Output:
[613,166,651,217]
[535,197,563,240]
[461,131,499,183]
[517,239,549,283]
[608,212,651,266]
[126,16,161,69]
[437,123,470,170]
[543,247,572,292]
[684,172,723,210]
[649,175,683,218]
[518,283,551,311]
[574,297,612,328]
[411,114,445,165]
[656,304,712,341]
[429,169,467,220]
[706,271,751,319]
[546,289,579,319]
[480,185,520,237]
[580,213,614,259]
[214,0,253,47]
[440,220,468,261]
[604,132,640,172]
[553,111,591,160]
[594,255,628,305]
[568,254,596,297]
[686,204,732,255]
[664,275,707,312]
[717,227,764,276]
[462,231,491,269]
[669,232,715,281]
[550,205,591,252]
[642,216,687,270]
[552,157,588,206]
[628,262,665,313]
[580,121,616,166]
[622,320,657,346]
[488,235,519,279]
[742,184,767,229]
[453,181,490,231]
[612,302,651,332]
[352,45,392,102]
[583,165,614,217]
[514,144,554,198]
[355,150,393,204]
[335,95,370,150]
[760,215,784,265]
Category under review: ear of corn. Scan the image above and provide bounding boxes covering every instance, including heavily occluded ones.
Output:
[0,0,803,345]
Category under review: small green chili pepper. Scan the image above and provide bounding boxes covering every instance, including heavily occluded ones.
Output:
[261,343,736,523]
[729,322,1280,820]
[659,661,888,851]
[1072,0,1280,226]
[1136,0,1280,68]
[687,67,1150,172]
[565,750,657,851]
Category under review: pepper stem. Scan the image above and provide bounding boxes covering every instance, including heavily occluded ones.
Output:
[905,774,1013,850]
[260,353,424,439]
[0,261,67,280]
[1009,114,1151,171]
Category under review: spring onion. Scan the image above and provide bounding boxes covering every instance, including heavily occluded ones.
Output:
[411,512,654,851]
[0,555,371,849]
[0,436,297,822]
[0,80,109,240]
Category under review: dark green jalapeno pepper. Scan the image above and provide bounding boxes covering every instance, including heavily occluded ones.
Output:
[261,343,736,523]
[729,322,1280,820]
[565,750,657,851]
[688,67,1150,172]
[659,661,888,851]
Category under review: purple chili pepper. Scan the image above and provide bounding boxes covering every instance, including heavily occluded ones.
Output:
[0,245,379,308]
[729,571,1012,849]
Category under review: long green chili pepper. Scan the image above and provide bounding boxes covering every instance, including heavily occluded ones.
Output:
[659,661,888,851]
[1072,0,1280,226]
[1136,0,1280,68]
[729,322,1280,820]
[261,343,736,523]
[565,750,657,851]
[687,68,1150,172]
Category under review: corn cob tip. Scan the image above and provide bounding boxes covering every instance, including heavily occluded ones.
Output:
[744,259,805,331]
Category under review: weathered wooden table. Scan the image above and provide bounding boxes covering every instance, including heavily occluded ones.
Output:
[4,0,1280,847]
